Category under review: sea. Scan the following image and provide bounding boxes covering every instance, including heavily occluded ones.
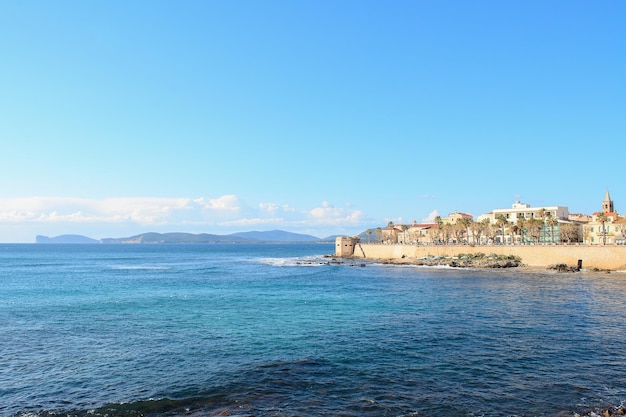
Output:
[1,243,625,417]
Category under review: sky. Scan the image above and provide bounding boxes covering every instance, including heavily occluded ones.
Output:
[0,1,624,242]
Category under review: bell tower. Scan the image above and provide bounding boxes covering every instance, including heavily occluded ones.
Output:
[602,189,614,214]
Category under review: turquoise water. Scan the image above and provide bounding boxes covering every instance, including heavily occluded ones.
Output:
[1,243,625,417]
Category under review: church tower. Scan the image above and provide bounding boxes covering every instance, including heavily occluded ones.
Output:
[602,189,614,214]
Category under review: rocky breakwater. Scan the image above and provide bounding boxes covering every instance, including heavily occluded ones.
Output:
[382,252,522,268]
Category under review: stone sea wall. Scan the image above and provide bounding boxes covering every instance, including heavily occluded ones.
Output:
[348,243,626,271]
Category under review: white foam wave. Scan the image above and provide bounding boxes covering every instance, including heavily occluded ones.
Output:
[110,265,172,270]
[370,262,454,270]
[257,256,331,267]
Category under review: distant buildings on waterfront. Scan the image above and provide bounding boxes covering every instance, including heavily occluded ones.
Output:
[369,190,625,246]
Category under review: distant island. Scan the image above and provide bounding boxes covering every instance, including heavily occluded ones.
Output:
[36,230,337,244]
[36,234,101,244]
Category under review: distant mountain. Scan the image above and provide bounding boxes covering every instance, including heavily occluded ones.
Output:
[36,234,99,244]
[36,230,330,244]
[100,232,252,244]
[228,230,320,242]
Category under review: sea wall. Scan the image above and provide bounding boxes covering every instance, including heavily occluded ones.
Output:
[345,243,626,271]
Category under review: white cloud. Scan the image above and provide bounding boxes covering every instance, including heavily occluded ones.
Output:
[193,195,241,211]
[259,202,295,212]
[0,196,240,225]
[422,209,440,223]
[220,217,284,227]
[0,196,368,241]
[308,201,364,225]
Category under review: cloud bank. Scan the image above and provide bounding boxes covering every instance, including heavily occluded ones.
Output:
[0,196,365,241]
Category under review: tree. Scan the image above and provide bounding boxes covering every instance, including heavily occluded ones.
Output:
[526,218,543,244]
[509,223,519,245]
[483,219,496,244]
[434,216,444,244]
[495,214,509,244]
[559,222,580,244]
[516,217,527,244]
[457,217,472,244]
[365,229,372,243]
[539,208,548,242]
[470,220,487,245]
[375,227,383,243]
[452,221,465,244]
[440,223,452,245]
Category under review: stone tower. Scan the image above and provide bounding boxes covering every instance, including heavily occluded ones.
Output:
[602,189,614,214]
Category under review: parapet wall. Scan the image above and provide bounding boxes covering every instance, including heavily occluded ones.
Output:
[343,243,626,271]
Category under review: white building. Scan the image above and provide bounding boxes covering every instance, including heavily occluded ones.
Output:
[477,201,569,223]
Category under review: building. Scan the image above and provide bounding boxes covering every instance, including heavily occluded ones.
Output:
[366,189,621,246]
[442,211,473,225]
[476,201,570,244]
[477,201,569,224]
[335,236,360,256]
[583,190,624,245]
[405,221,437,244]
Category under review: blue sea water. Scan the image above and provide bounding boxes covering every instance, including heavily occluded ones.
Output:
[1,243,625,417]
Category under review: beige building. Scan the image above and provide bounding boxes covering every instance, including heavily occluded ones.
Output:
[405,221,437,244]
[442,211,473,225]
[377,221,439,244]
[582,190,625,245]
[335,236,360,256]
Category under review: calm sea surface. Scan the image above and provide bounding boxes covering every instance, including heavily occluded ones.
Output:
[1,243,625,417]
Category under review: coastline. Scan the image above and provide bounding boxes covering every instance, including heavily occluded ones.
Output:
[336,239,626,271]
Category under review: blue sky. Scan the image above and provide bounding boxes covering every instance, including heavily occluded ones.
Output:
[1,1,624,242]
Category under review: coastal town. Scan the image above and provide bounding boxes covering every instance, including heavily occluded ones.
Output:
[336,190,626,271]
[365,189,624,246]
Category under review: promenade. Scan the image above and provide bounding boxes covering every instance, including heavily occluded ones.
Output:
[344,242,626,271]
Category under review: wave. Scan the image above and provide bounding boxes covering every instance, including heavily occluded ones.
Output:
[109,265,172,270]
[256,256,335,267]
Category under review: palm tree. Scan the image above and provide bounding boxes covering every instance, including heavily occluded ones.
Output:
[495,214,509,244]
[375,227,383,243]
[526,218,543,244]
[469,220,484,245]
[434,216,444,244]
[452,222,465,244]
[538,208,547,243]
[457,217,472,244]
[482,219,496,243]
[516,216,526,244]
[365,229,372,243]
[509,223,519,245]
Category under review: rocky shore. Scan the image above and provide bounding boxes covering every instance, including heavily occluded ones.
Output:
[324,252,523,269]
[379,252,523,269]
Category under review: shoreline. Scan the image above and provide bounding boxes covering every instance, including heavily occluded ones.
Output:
[336,239,626,271]
[330,254,625,275]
